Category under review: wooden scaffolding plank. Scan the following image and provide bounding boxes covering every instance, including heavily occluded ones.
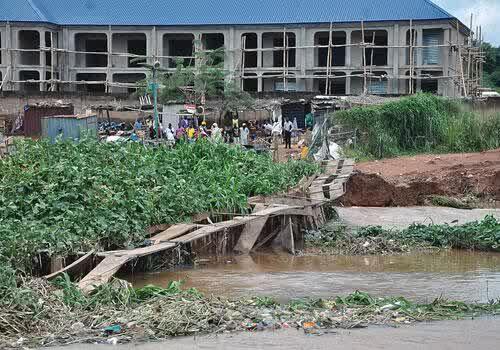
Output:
[150,223,197,244]
[44,250,95,280]
[113,242,177,258]
[234,204,269,253]
[173,205,299,244]
[79,255,130,294]
[78,242,177,293]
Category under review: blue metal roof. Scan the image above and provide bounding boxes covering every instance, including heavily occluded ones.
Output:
[0,0,455,26]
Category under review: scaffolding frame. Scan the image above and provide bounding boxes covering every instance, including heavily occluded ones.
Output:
[0,18,484,97]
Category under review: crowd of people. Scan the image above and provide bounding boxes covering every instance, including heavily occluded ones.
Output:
[132,113,314,151]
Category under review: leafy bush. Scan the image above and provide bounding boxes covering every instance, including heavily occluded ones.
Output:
[0,138,318,273]
[336,94,500,158]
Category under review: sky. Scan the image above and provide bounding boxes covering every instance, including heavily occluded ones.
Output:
[432,0,500,45]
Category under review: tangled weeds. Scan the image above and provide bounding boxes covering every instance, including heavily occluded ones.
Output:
[1,278,500,348]
[304,222,433,255]
[305,215,500,255]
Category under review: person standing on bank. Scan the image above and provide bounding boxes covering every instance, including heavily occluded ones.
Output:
[240,123,250,146]
[283,118,293,149]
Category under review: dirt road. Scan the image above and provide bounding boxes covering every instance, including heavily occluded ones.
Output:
[51,318,500,350]
[341,149,500,206]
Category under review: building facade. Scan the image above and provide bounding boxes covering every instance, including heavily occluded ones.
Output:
[0,0,470,97]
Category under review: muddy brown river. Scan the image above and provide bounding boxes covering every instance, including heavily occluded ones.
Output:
[125,249,500,303]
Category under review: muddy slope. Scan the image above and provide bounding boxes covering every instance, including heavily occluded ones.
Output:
[341,149,500,207]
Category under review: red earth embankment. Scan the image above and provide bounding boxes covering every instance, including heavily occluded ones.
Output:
[341,149,500,207]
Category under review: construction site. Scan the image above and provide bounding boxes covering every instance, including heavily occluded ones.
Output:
[1,1,500,349]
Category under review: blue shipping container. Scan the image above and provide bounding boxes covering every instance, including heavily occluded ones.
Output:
[41,115,97,142]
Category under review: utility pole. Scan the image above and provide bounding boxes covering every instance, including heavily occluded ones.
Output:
[151,61,160,138]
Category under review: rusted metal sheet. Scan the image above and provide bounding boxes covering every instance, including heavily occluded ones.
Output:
[23,104,74,137]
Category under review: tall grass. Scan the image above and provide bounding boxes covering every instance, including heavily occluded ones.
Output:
[336,94,500,159]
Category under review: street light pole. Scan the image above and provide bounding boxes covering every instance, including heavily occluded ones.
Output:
[151,61,161,139]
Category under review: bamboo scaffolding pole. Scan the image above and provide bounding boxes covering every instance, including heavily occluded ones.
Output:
[240,35,246,90]
[361,20,367,95]
[479,26,483,89]
[369,32,375,93]
[325,22,333,95]
[409,20,413,94]
[9,72,463,85]
[282,27,287,92]
[50,32,55,92]
[467,14,473,95]
[106,25,112,93]
[456,20,467,97]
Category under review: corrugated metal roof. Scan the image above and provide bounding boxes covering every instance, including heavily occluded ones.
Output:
[1,0,454,26]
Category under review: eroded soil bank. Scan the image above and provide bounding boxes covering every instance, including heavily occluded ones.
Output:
[341,149,500,207]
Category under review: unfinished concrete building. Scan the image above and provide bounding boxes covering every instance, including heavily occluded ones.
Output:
[0,0,481,97]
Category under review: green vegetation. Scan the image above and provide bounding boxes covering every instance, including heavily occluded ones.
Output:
[307,216,500,255]
[1,277,498,348]
[137,47,255,121]
[482,42,500,90]
[336,94,500,159]
[0,138,317,275]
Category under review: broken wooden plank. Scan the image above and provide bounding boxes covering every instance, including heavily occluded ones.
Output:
[44,250,95,280]
[113,242,177,258]
[234,204,269,253]
[78,242,177,293]
[150,223,198,244]
[279,216,295,254]
[173,205,299,244]
[78,255,130,294]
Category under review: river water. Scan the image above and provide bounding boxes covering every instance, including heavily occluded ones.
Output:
[126,249,500,303]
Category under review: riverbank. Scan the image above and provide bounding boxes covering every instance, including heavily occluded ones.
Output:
[304,215,500,256]
[48,318,500,350]
[1,278,499,348]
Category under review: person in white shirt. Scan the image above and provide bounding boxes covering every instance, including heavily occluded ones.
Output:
[240,123,250,146]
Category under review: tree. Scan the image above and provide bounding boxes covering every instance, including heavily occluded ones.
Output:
[137,45,255,121]
[481,43,497,74]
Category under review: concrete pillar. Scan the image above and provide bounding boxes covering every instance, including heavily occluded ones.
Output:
[107,26,112,93]
[257,32,262,68]
[392,24,400,94]
[442,28,450,96]
[39,30,46,92]
[150,26,157,64]
[416,28,423,91]
[63,28,71,91]
[5,22,13,91]
[257,74,263,92]
[298,27,307,91]
[345,29,352,67]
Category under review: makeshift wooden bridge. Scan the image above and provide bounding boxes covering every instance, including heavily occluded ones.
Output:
[69,159,354,293]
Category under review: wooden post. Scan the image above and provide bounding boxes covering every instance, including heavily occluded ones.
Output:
[467,14,473,95]
[409,20,412,94]
[369,32,375,93]
[457,20,467,97]
[361,20,367,95]
[282,28,287,92]
[479,26,483,89]
[50,32,55,91]
[106,25,112,94]
[241,35,246,90]
[325,22,333,95]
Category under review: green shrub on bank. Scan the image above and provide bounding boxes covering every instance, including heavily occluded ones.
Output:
[0,139,318,274]
[336,94,500,158]
[358,215,500,251]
